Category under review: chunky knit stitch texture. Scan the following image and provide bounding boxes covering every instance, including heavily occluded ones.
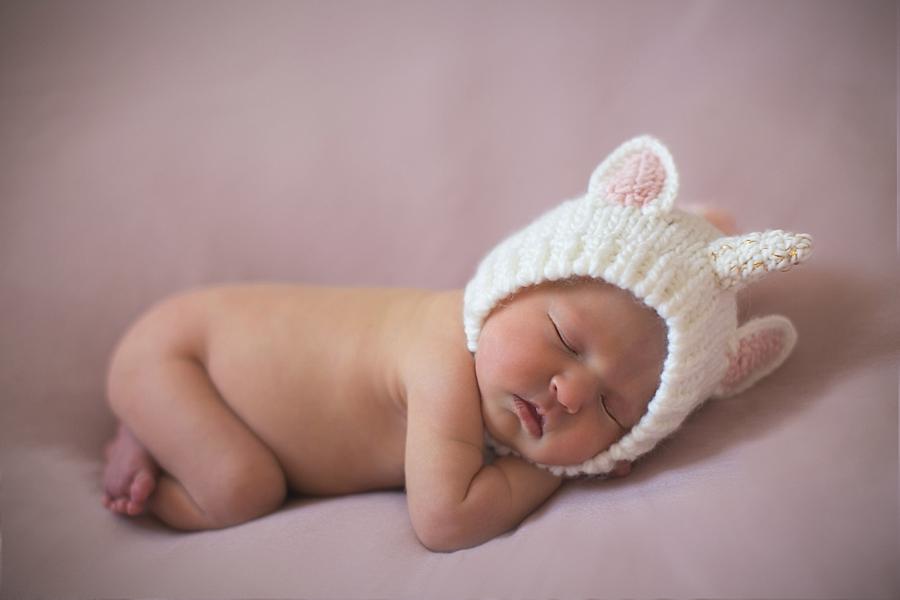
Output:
[463,135,813,477]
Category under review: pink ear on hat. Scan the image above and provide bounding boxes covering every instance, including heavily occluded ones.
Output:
[712,315,798,399]
[604,149,666,207]
[587,135,679,214]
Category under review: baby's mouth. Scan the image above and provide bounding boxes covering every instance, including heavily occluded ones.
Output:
[513,396,544,438]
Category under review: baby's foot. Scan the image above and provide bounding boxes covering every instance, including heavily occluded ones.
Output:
[683,203,738,235]
[102,425,159,516]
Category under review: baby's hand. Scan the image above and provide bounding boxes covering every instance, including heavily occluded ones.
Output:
[610,460,632,478]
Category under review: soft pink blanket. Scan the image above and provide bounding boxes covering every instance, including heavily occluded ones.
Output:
[1,1,896,597]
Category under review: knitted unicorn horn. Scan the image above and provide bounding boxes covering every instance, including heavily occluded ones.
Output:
[709,230,813,291]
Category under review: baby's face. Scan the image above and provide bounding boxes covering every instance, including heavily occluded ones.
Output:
[474,278,667,467]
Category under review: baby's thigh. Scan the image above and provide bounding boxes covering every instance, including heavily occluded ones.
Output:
[107,287,279,465]
[108,292,286,521]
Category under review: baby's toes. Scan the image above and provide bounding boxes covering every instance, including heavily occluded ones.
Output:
[101,492,126,513]
[125,500,145,516]
[127,470,157,514]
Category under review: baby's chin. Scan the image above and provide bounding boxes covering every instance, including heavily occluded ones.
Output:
[483,408,602,466]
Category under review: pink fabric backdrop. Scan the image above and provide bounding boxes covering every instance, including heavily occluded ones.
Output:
[1,1,897,598]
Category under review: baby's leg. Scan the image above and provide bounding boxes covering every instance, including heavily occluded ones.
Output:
[103,294,287,530]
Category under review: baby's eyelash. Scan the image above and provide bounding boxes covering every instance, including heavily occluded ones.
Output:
[548,314,577,354]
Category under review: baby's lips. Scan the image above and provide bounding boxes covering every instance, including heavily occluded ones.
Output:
[513,396,543,438]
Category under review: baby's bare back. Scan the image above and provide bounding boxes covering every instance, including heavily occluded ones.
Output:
[185,284,442,495]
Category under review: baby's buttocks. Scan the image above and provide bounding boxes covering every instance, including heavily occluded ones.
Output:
[194,285,426,496]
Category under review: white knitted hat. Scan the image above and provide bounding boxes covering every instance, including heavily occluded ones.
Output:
[464,135,813,477]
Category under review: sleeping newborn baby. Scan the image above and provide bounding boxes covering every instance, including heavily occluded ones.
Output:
[101,136,812,551]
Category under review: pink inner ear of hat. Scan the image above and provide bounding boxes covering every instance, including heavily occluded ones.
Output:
[722,328,786,388]
[604,149,665,207]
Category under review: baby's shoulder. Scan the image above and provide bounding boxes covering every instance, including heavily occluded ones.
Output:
[397,290,479,407]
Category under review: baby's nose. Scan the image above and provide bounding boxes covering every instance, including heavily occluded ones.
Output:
[550,375,590,414]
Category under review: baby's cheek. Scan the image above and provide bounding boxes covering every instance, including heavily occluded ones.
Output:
[473,344,502,391]
[476,333,529,385]
[567,428,611,463]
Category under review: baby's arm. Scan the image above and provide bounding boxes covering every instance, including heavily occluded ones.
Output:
[404,362,562,552]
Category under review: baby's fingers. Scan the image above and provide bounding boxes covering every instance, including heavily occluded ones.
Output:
[610,460,632,478]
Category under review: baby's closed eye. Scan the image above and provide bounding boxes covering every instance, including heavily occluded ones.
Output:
[599,395,626,430]
[547,313,578,355]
